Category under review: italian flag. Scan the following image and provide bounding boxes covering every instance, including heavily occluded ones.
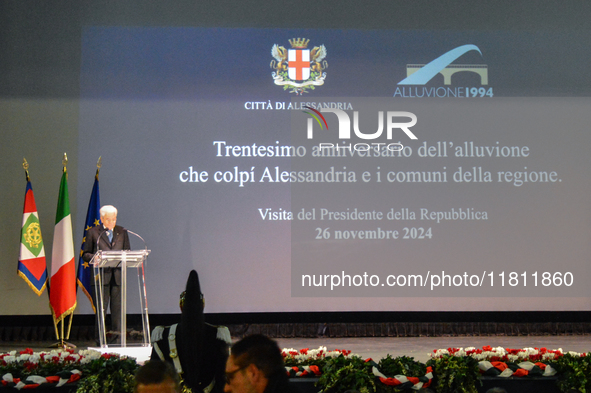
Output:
[49,169,77,323]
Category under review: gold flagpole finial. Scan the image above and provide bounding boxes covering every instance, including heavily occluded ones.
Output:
[95,156,102,178]
[62,153,68,169]
[23,157,30,181]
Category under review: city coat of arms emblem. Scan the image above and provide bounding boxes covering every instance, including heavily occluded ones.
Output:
[271,38,327,95]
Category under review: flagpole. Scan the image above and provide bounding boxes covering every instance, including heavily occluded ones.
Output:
[23,157,30,182]
[62,154,76,348]
[97,156,102,178]
[77,156,102,317]
[22,158,59,341]
[52,309,60,342]
[60,155,67,348]
[49,154,76,349]
[66,313,74,340]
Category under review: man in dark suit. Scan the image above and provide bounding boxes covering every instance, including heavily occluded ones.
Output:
[82,204,130,344]
[224,335,296,393]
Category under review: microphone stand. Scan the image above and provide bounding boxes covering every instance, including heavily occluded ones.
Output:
[122,228,151,347]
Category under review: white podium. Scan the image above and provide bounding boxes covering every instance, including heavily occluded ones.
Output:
[90,249,151,348]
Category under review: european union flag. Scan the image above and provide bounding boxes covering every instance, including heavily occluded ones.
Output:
[77,169,101,313]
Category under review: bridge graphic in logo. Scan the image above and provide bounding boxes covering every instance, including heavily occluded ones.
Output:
[398,44,488,86]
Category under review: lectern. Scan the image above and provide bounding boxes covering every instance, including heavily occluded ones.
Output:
[90,249,151,348]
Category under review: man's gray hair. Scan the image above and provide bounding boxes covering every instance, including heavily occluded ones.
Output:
[100,205,118,217]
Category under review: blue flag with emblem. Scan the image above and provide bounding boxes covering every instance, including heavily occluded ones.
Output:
[77,165,101,313]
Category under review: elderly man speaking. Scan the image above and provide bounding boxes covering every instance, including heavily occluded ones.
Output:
[83,204,130,344]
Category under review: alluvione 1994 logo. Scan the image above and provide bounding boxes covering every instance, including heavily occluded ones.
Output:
[395,44,493,98]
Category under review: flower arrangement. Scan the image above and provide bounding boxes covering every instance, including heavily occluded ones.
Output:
[283,348,430,393]
[282,347,354,366]
[3,345,591,393]
[284,345,591,393]
[1,348,138,392]
[430,346,586,380]
[282,347,356,378]
[430,345,574,363]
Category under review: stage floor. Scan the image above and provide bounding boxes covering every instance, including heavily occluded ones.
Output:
[2,335,591,363]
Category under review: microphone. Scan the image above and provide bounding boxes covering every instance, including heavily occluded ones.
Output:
[126,229,147,250]
[96,228,106,248]
[93,228,107,268]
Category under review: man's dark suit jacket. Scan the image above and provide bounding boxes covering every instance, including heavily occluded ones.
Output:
[82,224,131,285]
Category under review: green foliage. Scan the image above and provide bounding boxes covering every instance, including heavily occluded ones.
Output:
[378,355,426,378]
[376,355,428,393]
[317,355,376,393]
[75,355,139,393]
[553,353,591,393]
[426,355,480,393]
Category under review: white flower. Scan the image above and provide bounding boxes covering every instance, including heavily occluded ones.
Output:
[44,353,59,362]
[492,347,507,355]
[3,356,16,364]
[507,354,518,362]
[522,348,537,356]
[17,354,31,362]
[69,354,81,362]
[472,353,486,361]
[79,349,102,361]
[431,348,449,358]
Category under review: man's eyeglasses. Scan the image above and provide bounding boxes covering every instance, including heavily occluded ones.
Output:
[225,365,248,383]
